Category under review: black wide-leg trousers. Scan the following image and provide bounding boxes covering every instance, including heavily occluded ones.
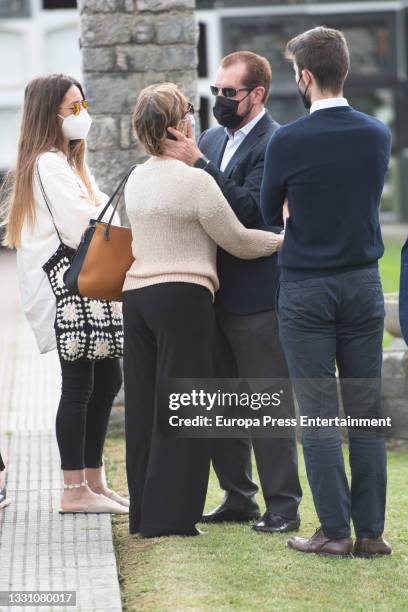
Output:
[123,283,214,537]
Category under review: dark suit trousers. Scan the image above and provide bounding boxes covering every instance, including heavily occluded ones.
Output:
[211,302,302,519]
[277,268,387,539]
[123,283,213,537]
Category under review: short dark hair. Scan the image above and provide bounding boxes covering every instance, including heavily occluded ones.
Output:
[221,51,272,103]
[285,26,350,93]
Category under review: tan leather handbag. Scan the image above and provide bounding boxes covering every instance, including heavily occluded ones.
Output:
[64,166,136,302]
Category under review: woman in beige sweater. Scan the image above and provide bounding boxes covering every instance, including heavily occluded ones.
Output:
[123,83,282,538]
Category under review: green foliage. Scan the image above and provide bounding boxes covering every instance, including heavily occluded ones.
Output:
[105,436,408,611]
[380,240,401,294]
[380,240,402,348]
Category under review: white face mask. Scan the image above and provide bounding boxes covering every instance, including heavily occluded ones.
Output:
[58,108,92,141]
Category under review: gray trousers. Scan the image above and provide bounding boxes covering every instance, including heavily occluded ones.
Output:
[211,302,302,519]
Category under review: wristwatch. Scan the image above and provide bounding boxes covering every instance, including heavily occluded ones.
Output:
[194,156,210,170]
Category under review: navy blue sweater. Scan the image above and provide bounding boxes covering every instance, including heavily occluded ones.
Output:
[260,106,392,280]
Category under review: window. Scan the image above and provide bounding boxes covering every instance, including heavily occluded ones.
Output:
[43,0,77,8]
[222,17,300,87]
[198,23,208,78]
[0,0,30,17]
[199,96,210,132]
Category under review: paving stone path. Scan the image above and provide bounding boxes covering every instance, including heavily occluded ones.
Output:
[0,251,122,612]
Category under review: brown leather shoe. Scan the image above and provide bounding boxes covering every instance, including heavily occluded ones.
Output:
[354,536,392,558]
[287,527,353,557]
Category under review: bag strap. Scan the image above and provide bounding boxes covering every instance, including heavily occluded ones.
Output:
[36,160,137,243]
[35,161,64,245]
[97,164,137,241]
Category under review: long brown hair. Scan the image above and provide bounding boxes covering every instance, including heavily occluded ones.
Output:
[1,73,98,249]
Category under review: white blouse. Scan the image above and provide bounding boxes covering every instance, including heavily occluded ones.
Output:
[16,150,120,354]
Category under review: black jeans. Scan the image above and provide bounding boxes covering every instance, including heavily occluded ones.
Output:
[123,283,213,537]
[278,267,387,539]
[0,452,5,472]
[56,357,122,470]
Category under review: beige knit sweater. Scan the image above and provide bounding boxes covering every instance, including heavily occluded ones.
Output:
[123,158,280,296]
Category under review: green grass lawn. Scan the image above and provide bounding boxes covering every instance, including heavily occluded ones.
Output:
[380,240,401,294]
[105,431,408,612]
[380,240,402,348]
[105,238,405,611]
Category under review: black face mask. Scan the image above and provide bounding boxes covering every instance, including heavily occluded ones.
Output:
[212,90,253,129]
[297,75,311,110]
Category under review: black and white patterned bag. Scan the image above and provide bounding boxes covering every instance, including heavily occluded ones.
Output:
[37,162,124,362]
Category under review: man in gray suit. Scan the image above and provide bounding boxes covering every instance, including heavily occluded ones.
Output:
[163,51,302,533]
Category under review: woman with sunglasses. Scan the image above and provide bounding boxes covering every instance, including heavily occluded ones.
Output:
[123,83,283,538]
[2,74,128,515]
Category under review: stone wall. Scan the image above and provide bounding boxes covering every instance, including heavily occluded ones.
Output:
[382,339,408,439]
[78,0,199,196]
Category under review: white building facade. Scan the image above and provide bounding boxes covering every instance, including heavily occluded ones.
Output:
[0,0,80,170]
[1,0,406,219]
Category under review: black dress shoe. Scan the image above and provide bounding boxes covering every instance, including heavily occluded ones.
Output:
[252,511,300,534]
[202,502,261,524]
[187,526,204,536]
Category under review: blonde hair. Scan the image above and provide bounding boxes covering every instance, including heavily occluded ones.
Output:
[132,83,190,156]
[1,74,98,249]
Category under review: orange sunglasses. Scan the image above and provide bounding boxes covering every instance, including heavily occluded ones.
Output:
[60,99,89,116]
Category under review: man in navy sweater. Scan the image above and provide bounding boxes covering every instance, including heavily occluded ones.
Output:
[261,27,392,557]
